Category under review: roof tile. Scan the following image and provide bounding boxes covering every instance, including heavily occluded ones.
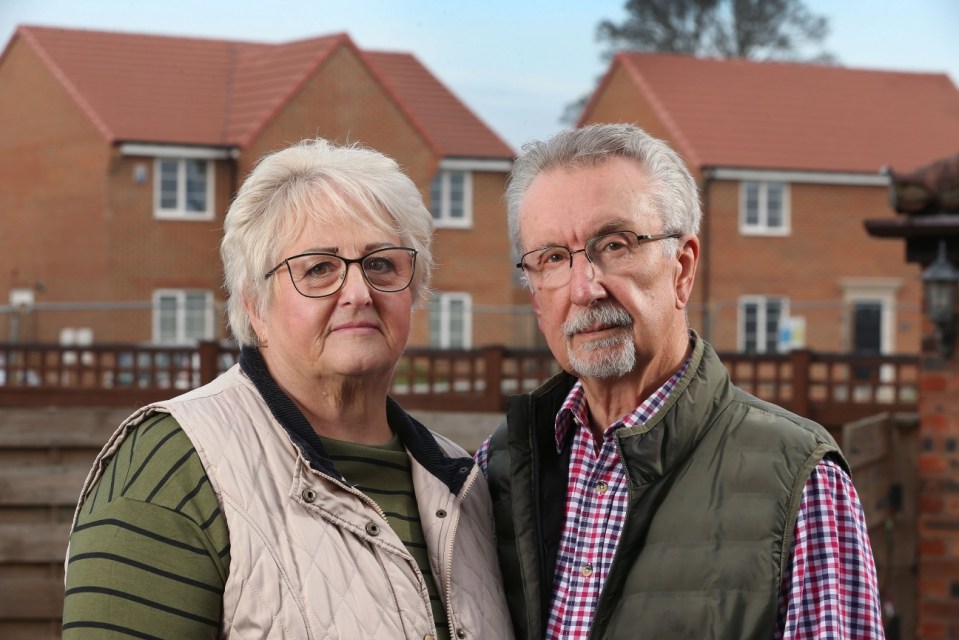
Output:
[11,25,511,158]
[601,53,959,174]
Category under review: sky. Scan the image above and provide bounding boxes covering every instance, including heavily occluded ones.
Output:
[1,0,957,150]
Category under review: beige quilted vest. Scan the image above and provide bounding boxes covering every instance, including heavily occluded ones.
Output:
[71,365,514,639]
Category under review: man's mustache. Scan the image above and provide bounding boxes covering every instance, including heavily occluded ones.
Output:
[563,303,633,338]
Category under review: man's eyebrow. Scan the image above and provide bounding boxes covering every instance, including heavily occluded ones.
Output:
[593,218,632,235]
[523,216,638,253]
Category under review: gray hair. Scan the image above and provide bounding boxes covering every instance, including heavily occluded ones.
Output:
[505,123,702,261]
[221,138,434,346]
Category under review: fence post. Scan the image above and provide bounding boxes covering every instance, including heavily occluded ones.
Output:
[483,346,505,412]
[791,349,812,419]
[198,341,219,385]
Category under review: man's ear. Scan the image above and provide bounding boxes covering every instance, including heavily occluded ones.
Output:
[675,234,699,310]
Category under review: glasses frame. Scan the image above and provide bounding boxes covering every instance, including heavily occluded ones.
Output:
[264,246,418,298]
[516,230,682,282]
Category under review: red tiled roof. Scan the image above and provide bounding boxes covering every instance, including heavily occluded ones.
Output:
[7,25,511,158]
[364,51,512,159]
[587,52,959,174]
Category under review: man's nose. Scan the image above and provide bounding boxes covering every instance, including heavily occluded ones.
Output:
[568,251,606,306]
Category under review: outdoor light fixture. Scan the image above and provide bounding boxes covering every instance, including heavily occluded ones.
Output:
[922,240,959,359]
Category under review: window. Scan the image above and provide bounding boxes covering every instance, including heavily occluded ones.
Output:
[738,296,788,353]
[740,181,789,235]
[153,290,214,344]
[841,278,900,355]
[429,292,472,349]
[429,170,472,228]
[154,158,214,219]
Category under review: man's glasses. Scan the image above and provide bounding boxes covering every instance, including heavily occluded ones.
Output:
[265,247,417,298]
[516,230,681,289]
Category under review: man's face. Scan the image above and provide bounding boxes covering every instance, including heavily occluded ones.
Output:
[517,157,697,381]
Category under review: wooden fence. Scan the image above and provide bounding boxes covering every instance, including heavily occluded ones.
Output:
[0,342,922,638]
[0,342,920,428]
[843,411,919,640]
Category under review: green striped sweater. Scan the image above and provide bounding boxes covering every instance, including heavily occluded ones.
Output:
[63,414,449,639]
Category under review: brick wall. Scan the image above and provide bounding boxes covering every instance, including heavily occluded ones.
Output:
[916,333,959,638]
[0,38,519,348]
[701,179,923,353]
[581,69,925,356]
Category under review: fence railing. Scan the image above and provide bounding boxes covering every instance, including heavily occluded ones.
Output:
[0,342,919,426]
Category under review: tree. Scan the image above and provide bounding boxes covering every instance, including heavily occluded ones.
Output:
[597,0,833,61]
[564,0,834,122]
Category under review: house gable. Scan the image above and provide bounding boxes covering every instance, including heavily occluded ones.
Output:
[583,52,959,175]
[581,57,699,168]
[0,32,112,308]
[0,24,517,347]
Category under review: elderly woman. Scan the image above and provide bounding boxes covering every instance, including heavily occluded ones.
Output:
[62,139,513,639]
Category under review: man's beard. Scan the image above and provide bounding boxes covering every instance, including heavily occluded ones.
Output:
[562,303,636,379]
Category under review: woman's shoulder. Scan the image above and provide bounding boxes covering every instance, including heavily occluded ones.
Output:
[91,414,223,530]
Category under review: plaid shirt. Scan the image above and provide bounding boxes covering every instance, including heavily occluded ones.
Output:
[475,369,884,640]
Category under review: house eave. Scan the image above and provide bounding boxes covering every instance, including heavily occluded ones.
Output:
[706,167,889,187]
[119,142,239,160]
[439,157,512,172]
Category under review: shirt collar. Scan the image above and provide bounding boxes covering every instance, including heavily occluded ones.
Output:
[555,344,694,453]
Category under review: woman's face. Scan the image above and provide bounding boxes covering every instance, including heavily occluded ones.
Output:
[248,215,414,389]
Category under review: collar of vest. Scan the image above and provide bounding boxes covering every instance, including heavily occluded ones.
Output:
[614,336,736,488]
[239,346,473,494]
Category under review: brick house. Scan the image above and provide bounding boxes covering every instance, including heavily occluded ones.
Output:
[580,52,959,356]
[0,25,516,349]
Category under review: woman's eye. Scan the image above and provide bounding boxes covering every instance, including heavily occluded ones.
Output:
[365,257,396,274]
[304,259,338,277]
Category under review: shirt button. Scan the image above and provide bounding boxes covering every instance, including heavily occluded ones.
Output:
[581,563,593,577]
[302,488,317,503]
[456,630,467,639]
[424,635,434,640]
[595,481,608,495]
[365,522,381,536]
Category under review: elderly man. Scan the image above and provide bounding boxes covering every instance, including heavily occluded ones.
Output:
[476,124,884,639]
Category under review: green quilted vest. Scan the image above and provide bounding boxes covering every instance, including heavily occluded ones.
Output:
[487,337,844,640]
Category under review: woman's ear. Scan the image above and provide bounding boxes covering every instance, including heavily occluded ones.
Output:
[243,295,268,346]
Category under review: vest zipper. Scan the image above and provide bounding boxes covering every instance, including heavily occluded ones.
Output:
[443,466,477,640]
[313,469,439,633]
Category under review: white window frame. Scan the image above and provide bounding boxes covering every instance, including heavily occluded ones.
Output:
[429,169,473,229]
[429,292,472,349]
[840,278,901,354]
[152,289,215,345]
[153,158,215,220]
[739,181,790,236]
[738,296,789,353]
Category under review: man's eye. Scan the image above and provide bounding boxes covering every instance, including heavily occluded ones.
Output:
[594,238,627,253]
[539,249,569,266]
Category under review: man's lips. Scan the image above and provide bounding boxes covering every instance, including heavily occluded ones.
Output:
[572,323,618,336]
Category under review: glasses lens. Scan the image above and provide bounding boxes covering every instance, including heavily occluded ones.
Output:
[586,231,642,273]
[523,247,572,287]
[287,254,346,297]
[362,248,415,292]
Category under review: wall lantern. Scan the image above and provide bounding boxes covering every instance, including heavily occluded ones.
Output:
[922,240,959,358]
